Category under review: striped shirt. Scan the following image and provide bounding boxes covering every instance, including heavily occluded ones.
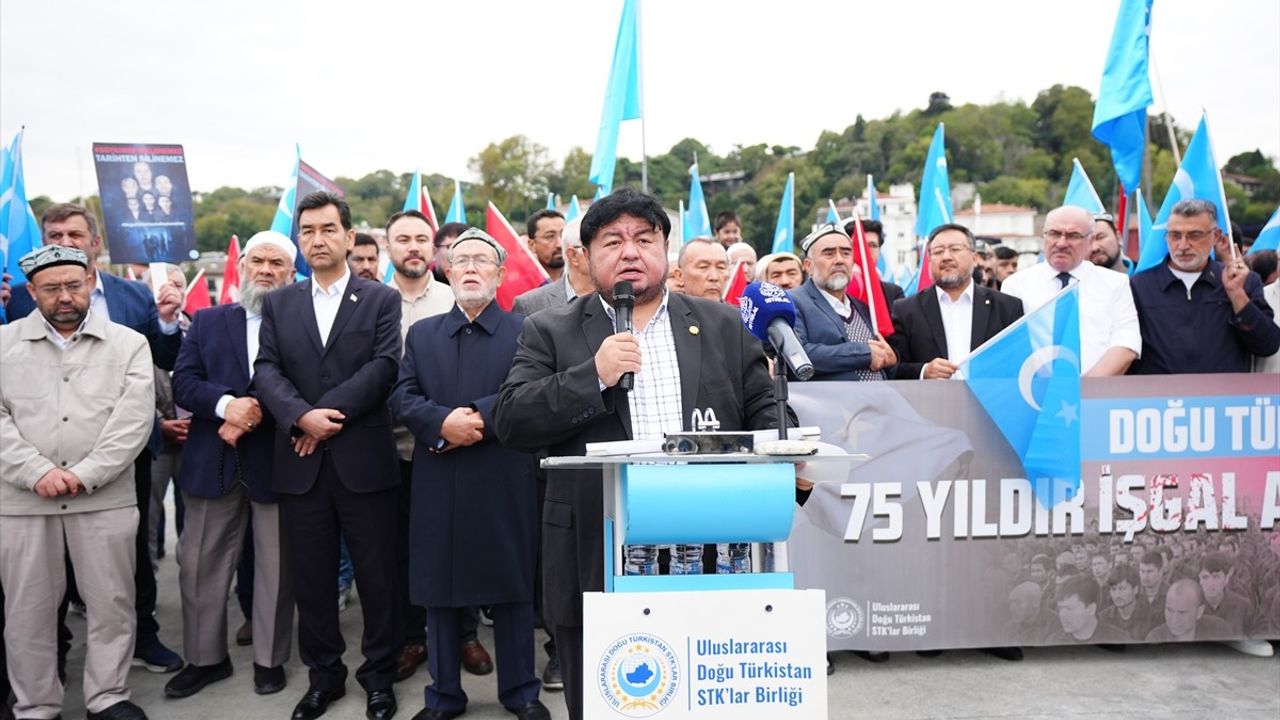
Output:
[601,292,683,440]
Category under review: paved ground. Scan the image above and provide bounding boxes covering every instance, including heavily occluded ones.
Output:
[47,500,1280,720]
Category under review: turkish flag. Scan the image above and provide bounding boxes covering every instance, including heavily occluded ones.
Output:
[848,212,894,337]
[486,202,550,311]
[722,260,749,306]
[219,235,240,305]
[184,269,212,316]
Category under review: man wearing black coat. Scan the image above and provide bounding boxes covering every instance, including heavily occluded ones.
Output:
[890,223,1024,379]
[254,192,403,720]
[494,189,801,720]
[391,228,548,720]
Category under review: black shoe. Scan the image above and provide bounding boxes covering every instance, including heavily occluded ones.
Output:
[85,699,148,720]
[292,686,346,720]
[410,708,464,720]
[254,663,287,695]
[852,650,890,663]
[367,689,397,720]
[164,656,233,698]
[540,655,563,691]
[826,654,834,676]
[916,650,944,658]
[505,699,550,720]
[983,646,1024,662]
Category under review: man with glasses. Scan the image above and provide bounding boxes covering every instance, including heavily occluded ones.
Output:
[1001,205,1142,376]
[1,245,155,720]
[514,217,593,316]
[791,223,897,381]
[1089,213,1135,274]
[1128,199,1278,374]
[382,210,462,684]
[392,228,549,720]
[165,232,298,699]
[888,223,1023,379]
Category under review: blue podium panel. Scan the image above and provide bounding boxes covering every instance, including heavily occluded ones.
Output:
[621,463,795,545]
[613,573,795,593]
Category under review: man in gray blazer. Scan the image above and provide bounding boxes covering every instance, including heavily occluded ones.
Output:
[512,217,593,317]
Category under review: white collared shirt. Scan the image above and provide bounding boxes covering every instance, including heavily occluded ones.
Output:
[311,267,351,347]
[936,282,975,364]
[601,292,683,440]
[817,285,853,319]
[215,307,264,420]
[41,310,92,351]
[999,259,1142,374]
[90,269,181,335]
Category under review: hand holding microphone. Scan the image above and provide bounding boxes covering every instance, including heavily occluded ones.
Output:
[598,281,640,390]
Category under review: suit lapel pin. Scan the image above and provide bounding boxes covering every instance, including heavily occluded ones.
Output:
[689,325,699,336]
[984,299,990,305]
[349,293,358,303]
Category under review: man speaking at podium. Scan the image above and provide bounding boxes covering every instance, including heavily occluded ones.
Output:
[495,188,800,720]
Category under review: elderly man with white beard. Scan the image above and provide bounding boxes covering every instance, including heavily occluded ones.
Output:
[166,231,298,699]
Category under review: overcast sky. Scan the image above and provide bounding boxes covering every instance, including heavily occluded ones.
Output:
[3,0,1277,200]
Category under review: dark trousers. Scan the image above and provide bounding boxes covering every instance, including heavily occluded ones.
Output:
[56,452,159,677]
[534,470,556,662]
[425,603,539,713]
[281,452,401,693]
[552,623,584,720]
[398,459,427,646]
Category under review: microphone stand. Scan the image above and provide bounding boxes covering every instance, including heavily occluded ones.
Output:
[772,352,788,441]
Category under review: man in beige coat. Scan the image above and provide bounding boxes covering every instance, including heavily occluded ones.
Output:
[0,246,155,720]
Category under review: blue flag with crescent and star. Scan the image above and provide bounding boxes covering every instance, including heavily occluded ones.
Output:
[1139,114,1230,272]
[959,285,1082,506]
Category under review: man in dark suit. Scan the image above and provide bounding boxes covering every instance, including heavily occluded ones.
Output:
[254,192,403,720]
[165,231,299,700]
[4,203,185,675]
[494,189,801,720]
[792,223,898,381]
[392,228,549,720]
[889,223,1023,380]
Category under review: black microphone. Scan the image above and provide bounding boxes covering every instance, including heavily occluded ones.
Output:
[612,281,635,392]
[740,282,815,381]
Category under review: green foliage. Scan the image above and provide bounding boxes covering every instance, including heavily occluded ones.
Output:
[35,85,1276,258]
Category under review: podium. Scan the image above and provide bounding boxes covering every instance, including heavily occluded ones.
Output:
[544,451,834,719]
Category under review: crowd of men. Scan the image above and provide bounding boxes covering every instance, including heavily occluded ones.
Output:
[1,188,1279,720]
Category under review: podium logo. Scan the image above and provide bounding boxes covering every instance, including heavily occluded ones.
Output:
[826,597,864,638]
[597,633,680,717]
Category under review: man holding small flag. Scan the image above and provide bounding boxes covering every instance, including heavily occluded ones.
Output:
[1129,198,1279,374]
[1001,206,1141,376]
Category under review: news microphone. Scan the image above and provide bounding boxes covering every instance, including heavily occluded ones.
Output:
[612,281,635,392]
[739,282,815,381]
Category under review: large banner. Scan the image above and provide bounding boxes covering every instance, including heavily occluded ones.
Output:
[788,374,1280,650]
[93,142,196,264]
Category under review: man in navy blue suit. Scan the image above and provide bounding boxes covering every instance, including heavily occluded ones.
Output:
[791,223,898,381]
[254,192,403,720]
[391,229,548,720]
[2,203,185,675]
[165,231,298,700]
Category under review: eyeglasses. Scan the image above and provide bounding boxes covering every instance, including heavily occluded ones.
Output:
[929,244,971,257]
[1166,230,1213,243]
[1043,229,1089,243]
[451,255,499,269]
[35,281,86,296]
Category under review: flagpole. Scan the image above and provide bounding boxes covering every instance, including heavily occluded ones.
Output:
[1202,109,1235,251]
[1150,55,1182,166]
[851,207,879,337]
[637,0,648,193]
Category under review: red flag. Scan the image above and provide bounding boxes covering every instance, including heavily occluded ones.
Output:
[916,245,934,295]
[125,265,138,282]
[722,260,749,306]
[416,179,440,234]
[219,235,241,305]
[183,269,211,316]
[849,211,895,337]
[485,202,550,311]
